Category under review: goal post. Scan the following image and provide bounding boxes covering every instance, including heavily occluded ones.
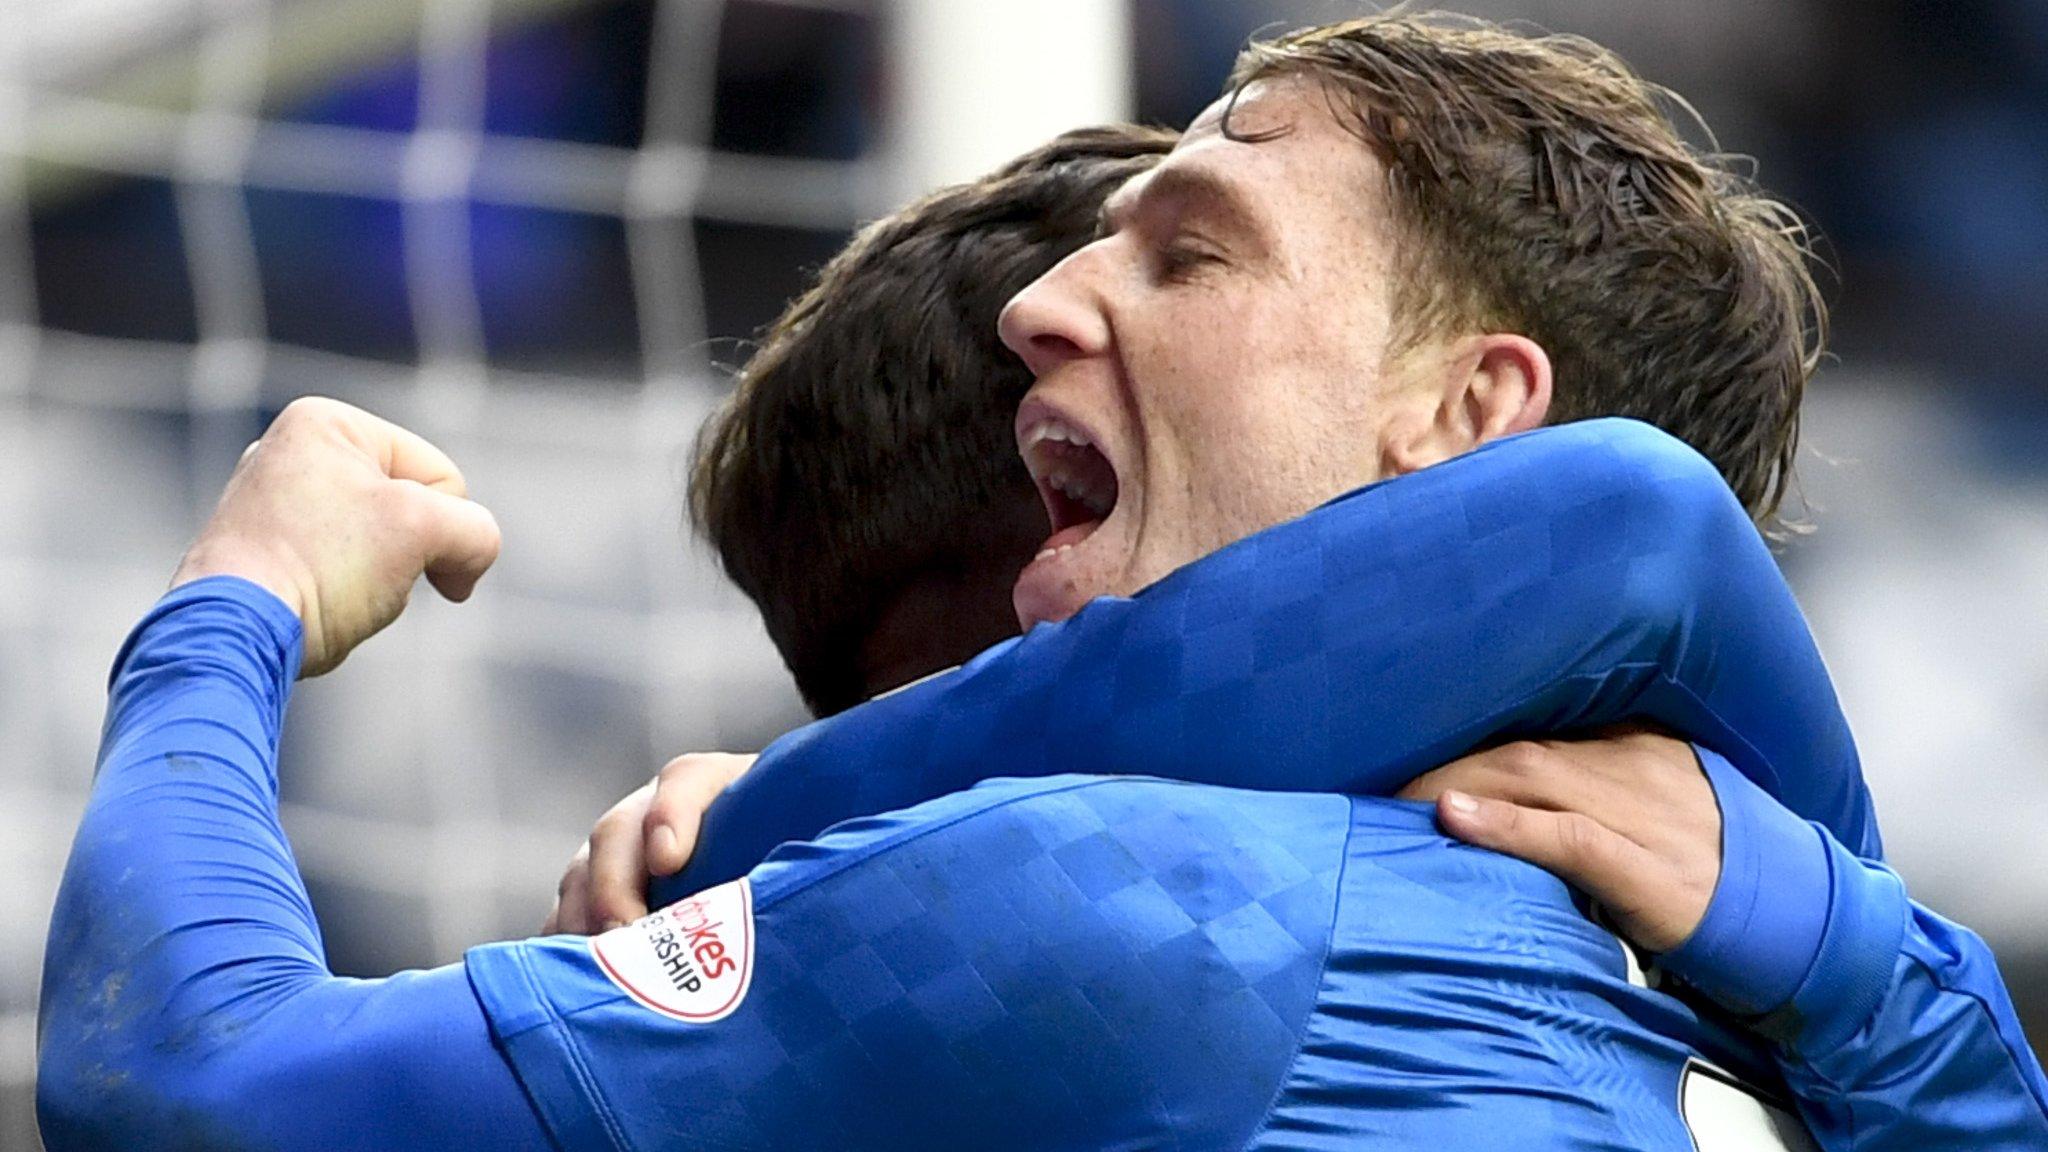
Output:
[887,0,1133,201]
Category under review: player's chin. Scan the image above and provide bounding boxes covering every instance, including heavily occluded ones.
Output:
[1011,548,1111,630]
[1012,565,1079,631]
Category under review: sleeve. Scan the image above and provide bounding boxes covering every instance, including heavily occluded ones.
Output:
[664,417,1878,904]
[35,578,554,1152]
[1663,748,2048,1151]
[465,776,1349,1152]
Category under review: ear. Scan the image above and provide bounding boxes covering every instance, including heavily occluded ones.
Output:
[1381,334,1553,476]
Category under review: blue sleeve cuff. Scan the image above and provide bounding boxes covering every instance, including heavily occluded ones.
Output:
[102,575,306,770]
[112,575,304,683]
[1776,834,1910,1056]
[1662,744,1832,1015]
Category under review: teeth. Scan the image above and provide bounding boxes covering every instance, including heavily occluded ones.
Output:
[1023,414,1115,522]
[1047,470,1113,518]
[1023,418,1091,450]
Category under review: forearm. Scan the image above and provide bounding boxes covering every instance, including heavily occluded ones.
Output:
[37,578,546,1151]
[42,578,320,1033]
[672,418,1876,899]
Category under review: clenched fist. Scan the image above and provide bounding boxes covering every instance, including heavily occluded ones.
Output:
[170,397,502,677]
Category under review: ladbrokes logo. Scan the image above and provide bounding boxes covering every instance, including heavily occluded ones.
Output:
[590,877,755,1022]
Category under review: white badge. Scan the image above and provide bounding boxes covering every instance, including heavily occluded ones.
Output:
[590,877,756,1023]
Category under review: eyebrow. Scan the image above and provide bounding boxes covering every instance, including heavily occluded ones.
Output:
[1099,164,1275,254]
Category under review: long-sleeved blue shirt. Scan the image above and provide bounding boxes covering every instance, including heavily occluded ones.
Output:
[658,420,1882,901]
[39,419,2048,1150]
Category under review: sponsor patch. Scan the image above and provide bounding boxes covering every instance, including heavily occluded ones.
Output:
[591,877,755,1023]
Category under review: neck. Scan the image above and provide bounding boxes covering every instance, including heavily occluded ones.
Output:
[855,493,1047,702]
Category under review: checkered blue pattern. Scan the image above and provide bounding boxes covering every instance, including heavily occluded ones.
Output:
[472,773,1795,1150]
[469,775,1351,1151]
[659,419,1880,912]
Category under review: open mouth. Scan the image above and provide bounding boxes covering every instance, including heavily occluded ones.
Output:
[1020,416,1120,559]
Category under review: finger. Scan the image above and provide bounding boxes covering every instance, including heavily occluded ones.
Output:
[404,485,503,603]
[372,413,471,498]
[1398,759,1489,803]
[554,845,595,935]
[1437,790,1688,951]
[589,794,658,931]
[645,754,756,875]
[1438,790,1645,878]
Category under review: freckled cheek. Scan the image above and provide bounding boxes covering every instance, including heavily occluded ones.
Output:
[1171,396,1283,516]
[1126,294,1288,502]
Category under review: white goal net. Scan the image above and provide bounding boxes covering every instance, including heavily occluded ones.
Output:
[0,1,1126,1145]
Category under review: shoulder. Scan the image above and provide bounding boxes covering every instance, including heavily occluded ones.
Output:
[749,774,1353,937]
[746,777,1351,1149]
[470,777,1352,1151]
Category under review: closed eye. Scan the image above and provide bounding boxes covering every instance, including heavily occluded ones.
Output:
[1157,241,1224,284]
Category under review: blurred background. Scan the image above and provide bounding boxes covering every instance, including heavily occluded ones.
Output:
[2,0,2044,1145]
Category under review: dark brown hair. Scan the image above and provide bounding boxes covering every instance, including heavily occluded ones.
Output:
[691,125,1176,715]
[1229,12,1826,526]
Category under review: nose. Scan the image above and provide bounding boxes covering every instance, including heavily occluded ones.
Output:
[998,247,1112,380]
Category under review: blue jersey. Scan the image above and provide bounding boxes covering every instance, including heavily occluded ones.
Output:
[473,775,1783,1150]
[659,419,1880,909]
[39,421,2048,1151]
